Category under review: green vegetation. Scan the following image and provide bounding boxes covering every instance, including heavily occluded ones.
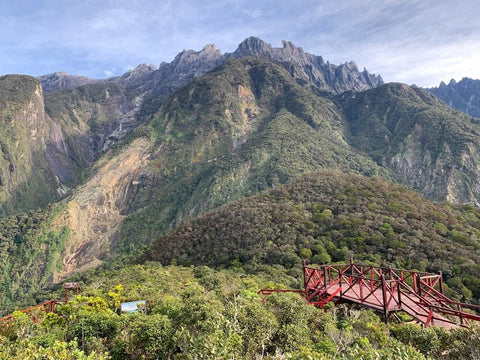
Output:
[2,263,480,359]
[142,171,480,304]
[0,75,38,112]
[4,262,472,360]
[0,204,69,314]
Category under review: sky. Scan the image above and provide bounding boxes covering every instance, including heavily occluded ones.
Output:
[1,0,479,87]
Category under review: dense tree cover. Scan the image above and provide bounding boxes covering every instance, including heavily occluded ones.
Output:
[142,171,480,304]
[0,75,39,113]
[6,262,477,360]
[0,205,69,315]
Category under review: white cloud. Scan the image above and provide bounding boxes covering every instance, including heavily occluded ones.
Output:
[104,70,115,77]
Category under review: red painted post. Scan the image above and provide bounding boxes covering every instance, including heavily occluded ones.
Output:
[370,267,374,291]
[302,260,307,292]
[323,265,327,291]
[350,257,354,283]
[397,280,402,307]
[413,272,418,293]
[417,274,422,297]
[439,271,444,295]
[381,274,388,324]
[339,265,343,296]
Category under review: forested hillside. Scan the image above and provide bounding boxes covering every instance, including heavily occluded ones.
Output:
[117,57,386,253]
[0,205,69,313]
[143,171,480,304]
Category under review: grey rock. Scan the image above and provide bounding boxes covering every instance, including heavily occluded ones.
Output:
[228,37,384,93]
[427,77,480,118]
[38,71,97,92]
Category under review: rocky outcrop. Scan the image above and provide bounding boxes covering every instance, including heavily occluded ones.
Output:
[229,37,384,93]
[38,71,97,92]
[427,78,480,118]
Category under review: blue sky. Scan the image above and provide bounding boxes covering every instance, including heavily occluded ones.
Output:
[1,0,478,87]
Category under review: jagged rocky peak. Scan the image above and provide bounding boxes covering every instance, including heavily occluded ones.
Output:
[170,44,222,67]
[123,63,157,78]
[232,36,273,57]
[119,63,158,87]
[427,77,480,118]
[38,71,96,92]
[230,37,382,94]
[154,43,223,84]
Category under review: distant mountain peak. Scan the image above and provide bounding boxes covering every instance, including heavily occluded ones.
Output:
[232,36,273,57]
[38,71,96,92]
[427,77,480,118]
[228,37,382,93]
[122,63,157,79]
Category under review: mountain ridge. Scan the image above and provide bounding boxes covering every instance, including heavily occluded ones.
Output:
[427,77,480,118]
[38,37,383,96]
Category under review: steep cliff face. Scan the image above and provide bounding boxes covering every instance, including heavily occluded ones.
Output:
[0,75,77,213]
[44,81,146,161]
[427,78,480,118]
[340,83,480,204]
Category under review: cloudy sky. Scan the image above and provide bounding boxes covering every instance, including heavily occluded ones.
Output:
[1,0,478,87]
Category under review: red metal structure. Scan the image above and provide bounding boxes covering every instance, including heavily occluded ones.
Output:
[260,261,480,329]
[0,300,62,323]
[0,282,80,324]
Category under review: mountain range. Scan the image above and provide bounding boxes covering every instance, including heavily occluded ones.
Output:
[1,36,480,316]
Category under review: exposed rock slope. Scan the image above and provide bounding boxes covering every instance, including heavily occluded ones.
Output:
[58,137,150,279]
